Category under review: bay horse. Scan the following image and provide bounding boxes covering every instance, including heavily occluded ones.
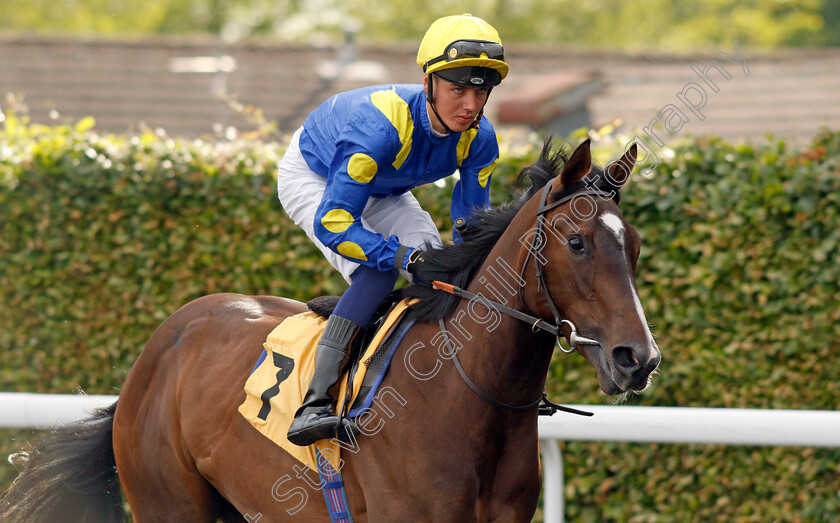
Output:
[1,138,660,522]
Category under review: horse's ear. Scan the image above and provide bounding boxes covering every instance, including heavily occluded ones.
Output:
[552,138,591,191]
[605,143,637,191]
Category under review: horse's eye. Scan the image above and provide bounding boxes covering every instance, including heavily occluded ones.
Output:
[568,235,585,252]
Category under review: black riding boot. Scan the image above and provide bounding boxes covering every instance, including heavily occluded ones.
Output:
[287,315,362,446]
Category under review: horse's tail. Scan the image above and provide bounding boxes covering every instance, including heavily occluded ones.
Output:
[0,401,124,522]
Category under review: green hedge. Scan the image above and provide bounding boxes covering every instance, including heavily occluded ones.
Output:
[1,112,838,521]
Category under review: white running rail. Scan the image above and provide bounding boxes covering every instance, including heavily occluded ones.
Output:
[0,392,117,428]
[538,405,840,523]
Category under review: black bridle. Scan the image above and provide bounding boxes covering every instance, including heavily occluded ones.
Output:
[434,180,616,416]
[518,179,616,351]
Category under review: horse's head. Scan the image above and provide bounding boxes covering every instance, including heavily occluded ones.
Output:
[519,139,660,394]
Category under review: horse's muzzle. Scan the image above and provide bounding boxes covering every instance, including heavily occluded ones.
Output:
[612,343,661,391]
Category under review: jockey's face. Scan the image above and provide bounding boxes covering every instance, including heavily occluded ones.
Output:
[424,74,489,134]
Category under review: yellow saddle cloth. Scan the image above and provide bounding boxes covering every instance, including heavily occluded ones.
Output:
[238,299,411,472]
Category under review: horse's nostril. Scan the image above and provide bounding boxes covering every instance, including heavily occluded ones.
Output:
[613,345,641,373]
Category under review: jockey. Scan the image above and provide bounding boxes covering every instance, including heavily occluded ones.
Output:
[278,13,509,447]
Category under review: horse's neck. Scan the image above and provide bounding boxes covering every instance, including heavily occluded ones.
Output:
[345,202,557,505]
[441,200,557,416]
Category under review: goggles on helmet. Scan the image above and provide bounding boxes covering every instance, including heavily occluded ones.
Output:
[423,39,505,72]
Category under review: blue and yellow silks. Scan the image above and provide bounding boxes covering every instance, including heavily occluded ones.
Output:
[299,84,499,271]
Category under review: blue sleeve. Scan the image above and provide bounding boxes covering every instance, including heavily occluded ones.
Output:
[451,124,499,231]
[313,115,403,271]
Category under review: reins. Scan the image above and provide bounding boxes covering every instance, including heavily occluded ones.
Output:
[436,318,592,417]
[430,180,617,418]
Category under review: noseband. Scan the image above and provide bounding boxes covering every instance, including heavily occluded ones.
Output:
[432,179,614,416]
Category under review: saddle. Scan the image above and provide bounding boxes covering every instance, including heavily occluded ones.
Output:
[237,295,415,472]
[305,294,414,413]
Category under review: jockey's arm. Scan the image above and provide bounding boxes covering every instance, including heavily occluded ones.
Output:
[313,122,406,272]
[450,137,498,242]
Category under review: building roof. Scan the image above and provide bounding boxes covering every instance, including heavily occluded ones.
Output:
[1,35,837,144]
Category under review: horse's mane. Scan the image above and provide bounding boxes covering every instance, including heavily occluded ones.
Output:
[401,139,614,322]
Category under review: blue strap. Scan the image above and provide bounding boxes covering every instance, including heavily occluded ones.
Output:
[315,449,354,523]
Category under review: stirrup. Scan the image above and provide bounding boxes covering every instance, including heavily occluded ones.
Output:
[335,416,361,442]
[288,411,360,446]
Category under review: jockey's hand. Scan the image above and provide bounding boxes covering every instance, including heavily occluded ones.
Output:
[404,248,426,274]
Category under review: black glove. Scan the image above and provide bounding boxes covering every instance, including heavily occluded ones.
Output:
[395,245,426,274]
[405,248,426,274]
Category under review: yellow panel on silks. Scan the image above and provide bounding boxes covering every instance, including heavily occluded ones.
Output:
[456,128,478,167]
[347,152,378,183]
[478,159,497,188]
[238,300,414,471]
[321,208,355,233]
[370,89,413,169]
[337,241,367,261]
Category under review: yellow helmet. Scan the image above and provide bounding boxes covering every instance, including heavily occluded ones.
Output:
[417,14,508,86]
